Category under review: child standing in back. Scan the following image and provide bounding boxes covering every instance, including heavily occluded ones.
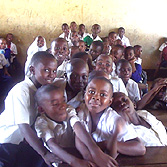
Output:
[59,23,71,42]
[117,27,131,47]
[78,24,89,40]
[25,36,47,75]
[84,24,102,49]
[134,45,143,65]
[0,51,59,167]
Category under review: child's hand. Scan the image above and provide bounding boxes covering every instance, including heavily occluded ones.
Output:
[92,150,118,167]
[42,151,62,167]
[72,159,97,167]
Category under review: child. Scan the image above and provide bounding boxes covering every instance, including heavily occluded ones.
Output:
[95,54,128,95]
[0,51,59,167]
[71,52,94,72]
[65,58,89,108]
[69,46,80,60]
[51,37,69,78]
[59,23,71,42]
[124,46,142,83]
[68,31,80,47]
[116,59,141,104]
[84,24,102,48]
[117,27,131,47]
[78,24,89,40]
[78,40,86,52]
[77,77,145,158]
[6,33,17,63]
[89,40,104,62]
[70,21,77,33]
[35,84,118,167]
[108,32,117,48]
[110,44,124,77]
[134,45,143,65]
[102,37,111,55]
[112,92,167,146]
[25,36,47,75]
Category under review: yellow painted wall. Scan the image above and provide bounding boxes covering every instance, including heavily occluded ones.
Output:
[0,0,167,69]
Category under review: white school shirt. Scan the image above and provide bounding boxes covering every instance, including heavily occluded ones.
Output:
[126,79,141,103]
[0,76,37,144]
[56,59,69,78]
[35,106,80,147]
[0,54,8,69]
[10,42,18,55]
[130,110,167,146]
[59,33,71,42]
[135,57,142,65]
[89,34,102,42]
[78,105,138,142]
[78,32,89,40]
[117,35,130,47]
[111,62,118,77]
[109,76,128,96]
[159,43,167,52]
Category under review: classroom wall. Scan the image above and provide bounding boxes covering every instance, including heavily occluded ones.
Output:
[0,0,166,69]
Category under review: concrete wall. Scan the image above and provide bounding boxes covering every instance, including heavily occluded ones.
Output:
[0,0,166,69]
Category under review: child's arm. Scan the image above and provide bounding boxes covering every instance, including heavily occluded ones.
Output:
[137,78,167,109]
[47,137,96,167]
[18,123,61,166]
[72,121,118,167]
[3,66,10,76]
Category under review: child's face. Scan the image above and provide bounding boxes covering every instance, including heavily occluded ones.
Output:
[108,34,117,45]
[125,49,135,61]
[37,37,44,48]
[71,32,79,46]
[42,89,67,122]
[85,79,113,114]
[89,44,102,61]
[112,93,134,119]
[78,41,86,52]
[102,42,110,54]
[53,40,69,64]
[96,55,113,75]
[118,29,125,38]
[111,47,123,63]
[31,58,57,87]
[62,25,69,34]
[134,47,142,58]
[91,24,101,35]
[115,39,123,46]
[79,25,85,33]
[0,40,6,49]
[116,62,132,83]
[6,34,13,42]
[70,22,77,32]
[67,64,89,93]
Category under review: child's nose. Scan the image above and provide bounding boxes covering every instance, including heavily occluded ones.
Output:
[92,93,100,100]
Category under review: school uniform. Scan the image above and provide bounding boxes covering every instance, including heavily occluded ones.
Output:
[109,76,128,96]
[78,105,138,143]
[25,36,47,76]
[59,32,71,42]
[83,34,102,47]
[56,59,69,78]
[7,42,18,63]
[130,110,167,146]
[117,35,131,47]
[78,32,89,40]
[159,42,167,52]
[0,76,45,167]
[135,57,142,65]
[35,106,80,147]
[131,63,142,83]
[125,79,141,103]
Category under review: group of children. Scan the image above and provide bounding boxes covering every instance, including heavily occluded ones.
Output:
[0,21,167,167]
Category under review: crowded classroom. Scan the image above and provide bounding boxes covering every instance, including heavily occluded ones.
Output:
[0,0,167,167]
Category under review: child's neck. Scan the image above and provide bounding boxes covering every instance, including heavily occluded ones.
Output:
[66,83,79,101]
[29,76,42,89]
[92,34,97,39]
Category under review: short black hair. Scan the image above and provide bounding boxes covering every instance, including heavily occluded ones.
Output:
[124,46,134,59]
[35,84,62,106]
[30,51,56,66]
[91,41,104,52]
[118,27,125,31]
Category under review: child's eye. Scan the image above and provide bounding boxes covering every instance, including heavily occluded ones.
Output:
[53,70,57,73]
[82,75,88,80]
[106,63,111,67]
[97,62,102,66]
[89,90,95,94]
[55,47,60,50]
[44,69,50,72]
[63,47,67,51]
[100,93,106,97]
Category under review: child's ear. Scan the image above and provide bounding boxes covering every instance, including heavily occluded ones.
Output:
[29,65,35,75]
[109,97,113,106]
[37,106,45,114]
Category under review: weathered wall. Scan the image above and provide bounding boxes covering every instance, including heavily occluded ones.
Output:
[0,0,166,69]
